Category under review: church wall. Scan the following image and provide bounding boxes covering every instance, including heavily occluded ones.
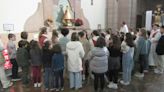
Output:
[81,0,107,30]
[0,0,41,33]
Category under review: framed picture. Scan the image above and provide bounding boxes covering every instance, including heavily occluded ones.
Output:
[3,24,14,31]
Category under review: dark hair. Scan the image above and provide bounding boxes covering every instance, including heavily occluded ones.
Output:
[92,30,100,36]
[123,21,126,25]
[52,44,62,53]
[21,31,28,39]
[83,30,89,40]
[39,27,47,38]
[8,33,15,39]
[78,31,85,38]
[95,37,106,48]
[100,33,105,38]
[111,35,121,49]
[43,40,51,50]
[44,19,53,27]
[153,24,160,27]
[52,29,58,37]
[18,40,26,48]
[140,28,147,40]
[106,28,112,34]
[30,40,40,50]
[71,32,79,41]
[61,28,69,36]
[161,25,164,29]
[125,33,135,47]
[147,31,151,37]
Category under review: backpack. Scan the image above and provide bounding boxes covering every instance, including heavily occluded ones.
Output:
[156,35,164,55]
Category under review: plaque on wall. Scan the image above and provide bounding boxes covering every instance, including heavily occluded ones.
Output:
[3,24,14,31]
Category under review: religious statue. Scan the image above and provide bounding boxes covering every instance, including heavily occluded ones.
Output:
[62,6,73,26]
[154,5,164,26]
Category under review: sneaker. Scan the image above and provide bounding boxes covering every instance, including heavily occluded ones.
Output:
[37,83,42,87]
[50,88,55,91]
[45,88,48,91]
[135,73,144,78]
[107,82,114,88]
[143,70,148,73]
[34,83,37,87]
[61,87,64,91]
[112,83,118,89]
[120,80,130,85]
[11,78,21,82]
[154,69,160,74]
[56,88,60,92]
[3,82,13,89]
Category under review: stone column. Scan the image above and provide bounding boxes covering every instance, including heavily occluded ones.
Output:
[106,0,119,31]
[42,0,54,20]
[118,0,137,29]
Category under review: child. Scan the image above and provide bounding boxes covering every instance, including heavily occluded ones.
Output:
[107,35,121,89]
[0,38,13,88]
[78,31,91,82]
[42,41,53,90]
[16,40,30,87]
[120,33,135,85]
[52,44,65,91]
[59,28,70,53]
[59,28,69,77]
[7,33,20,81]
[87,37,109,92]
[20,31,30,52]
[134,28,149,78]
[38,27,48,48]
[66,32,85,90]
[30,40,42,87]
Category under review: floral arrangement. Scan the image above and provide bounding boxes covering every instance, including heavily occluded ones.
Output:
[72,18,83,26]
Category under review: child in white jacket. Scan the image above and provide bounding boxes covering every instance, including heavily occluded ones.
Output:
[66,32,85,90]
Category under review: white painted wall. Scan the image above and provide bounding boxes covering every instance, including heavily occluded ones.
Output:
[81,0,106,30]
[0,0,40,33]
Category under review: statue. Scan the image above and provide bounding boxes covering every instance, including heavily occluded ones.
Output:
[62,6,73,26]
[154,5,164,26]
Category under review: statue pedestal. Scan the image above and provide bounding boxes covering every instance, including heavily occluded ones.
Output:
[62,26,84,31]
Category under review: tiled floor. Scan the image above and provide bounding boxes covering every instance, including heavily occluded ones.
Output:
[1,71,164,92]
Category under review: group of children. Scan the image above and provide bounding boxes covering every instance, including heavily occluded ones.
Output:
[0,25,164,92]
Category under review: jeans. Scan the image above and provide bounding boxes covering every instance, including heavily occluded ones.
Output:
[0,66,11,88]
[157,55,164,72]
[10,59,19,78]
[44,68,53,88]
[139,55,147,73]
[144,55,149,70]
[21,66,29,85]
[32,66,41,83]
[55,70,64,89]
[92,72,105,91]
[122,56,133,83]
[69,71,82,89]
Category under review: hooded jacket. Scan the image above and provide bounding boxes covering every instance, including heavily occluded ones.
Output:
[88,47,109,73]
[66,41,85,72]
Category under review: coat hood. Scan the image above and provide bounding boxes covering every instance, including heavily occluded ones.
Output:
[67,41,81,50]
[92,47,107,57]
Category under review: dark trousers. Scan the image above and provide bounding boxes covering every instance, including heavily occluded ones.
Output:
[139,55,147,73]
[21,66,29,85]
[108,69,119,83]
[32,66,41,83]
[55,70,64,89]
[93,72,105,91]
[44,68,53,88]
[10,59,19,78]
[85,60,89,79]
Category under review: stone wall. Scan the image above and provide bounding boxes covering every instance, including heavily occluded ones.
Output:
[106,0,137,31]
